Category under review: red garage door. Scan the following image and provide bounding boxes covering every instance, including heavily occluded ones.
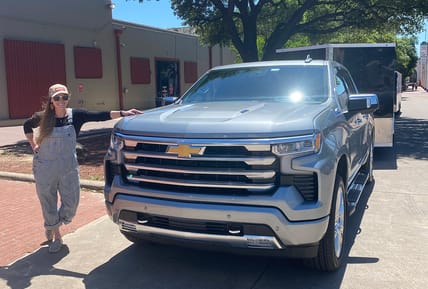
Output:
[4,39,66,119]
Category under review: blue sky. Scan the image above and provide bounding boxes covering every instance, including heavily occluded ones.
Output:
[112,0,184,28]
[112,1,427,54]
[417,20,428,44]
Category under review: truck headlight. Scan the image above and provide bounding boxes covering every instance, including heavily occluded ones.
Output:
[271,133,321,155]
[110,133,124,151]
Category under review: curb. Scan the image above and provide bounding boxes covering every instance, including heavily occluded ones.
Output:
[0,171,104,191]
[78,128,112,139]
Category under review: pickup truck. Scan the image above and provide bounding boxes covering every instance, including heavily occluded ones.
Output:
[104,59,379,271]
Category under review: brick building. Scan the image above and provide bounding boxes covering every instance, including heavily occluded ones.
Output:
[0,0,235,123]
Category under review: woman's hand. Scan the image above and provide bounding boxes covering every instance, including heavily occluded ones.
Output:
[25,133,39,153]
[32,144,40,153]
[122,108,144,116]
[111,109,144,119]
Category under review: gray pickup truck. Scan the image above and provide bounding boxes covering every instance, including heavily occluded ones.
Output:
[104,59,378,271]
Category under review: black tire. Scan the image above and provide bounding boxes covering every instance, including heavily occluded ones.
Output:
[307,175,347,272]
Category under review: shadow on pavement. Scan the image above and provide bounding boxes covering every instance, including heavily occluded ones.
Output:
[373,114,428,170]
[0,245,85,289]
[81,183,377,289]
[342,180,379,267]
[394,116,428,160]
[373,147,397,170]
[0,180,378,289]
[0,148,381,289]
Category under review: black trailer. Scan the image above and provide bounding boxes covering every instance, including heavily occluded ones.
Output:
[276,43,397,148]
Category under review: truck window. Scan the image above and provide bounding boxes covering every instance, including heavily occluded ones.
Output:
[335,75,349,110]
[181,66,329,104]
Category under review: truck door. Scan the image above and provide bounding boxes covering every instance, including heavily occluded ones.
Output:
[336,69,368,178]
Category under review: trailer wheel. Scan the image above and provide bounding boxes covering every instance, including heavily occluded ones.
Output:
[307,175,347,272]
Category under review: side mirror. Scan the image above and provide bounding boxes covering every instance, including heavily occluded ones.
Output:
[348,94,379,113]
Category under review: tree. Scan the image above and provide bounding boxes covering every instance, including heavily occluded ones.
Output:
[395,37,419,82]
[161,0,428,62]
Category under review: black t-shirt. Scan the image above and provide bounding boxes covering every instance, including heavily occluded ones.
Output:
[23,108,111,137]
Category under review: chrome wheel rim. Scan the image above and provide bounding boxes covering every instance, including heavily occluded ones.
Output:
[334,185,345,258]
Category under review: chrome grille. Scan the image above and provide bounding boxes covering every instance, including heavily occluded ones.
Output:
[120,136,278,194]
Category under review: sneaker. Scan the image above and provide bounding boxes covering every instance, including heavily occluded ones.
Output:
[48,239,63,253]
[45,229,53,241]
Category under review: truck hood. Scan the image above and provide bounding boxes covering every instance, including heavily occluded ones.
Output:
[115,101,329,138]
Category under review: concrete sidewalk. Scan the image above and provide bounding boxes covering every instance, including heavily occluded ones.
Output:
[0,178,106,266]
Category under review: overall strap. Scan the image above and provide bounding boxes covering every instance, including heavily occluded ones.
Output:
[66,108,73,124]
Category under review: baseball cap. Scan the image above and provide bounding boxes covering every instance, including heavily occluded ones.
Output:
[48,84,69,98]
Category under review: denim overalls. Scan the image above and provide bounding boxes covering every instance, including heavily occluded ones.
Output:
[33,108,80,230]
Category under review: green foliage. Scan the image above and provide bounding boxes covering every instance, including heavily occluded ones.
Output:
[395,37,419,81]
[165,0,428,62]
[132,0,421,77]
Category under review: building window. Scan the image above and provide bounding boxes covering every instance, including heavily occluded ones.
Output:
[4,39,66,118]
[130,57,151,84]
[184,61,197,83]
[74,47,102,78]
[156,60,179,97]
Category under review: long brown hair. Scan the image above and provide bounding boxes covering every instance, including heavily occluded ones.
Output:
[36,100,56,144]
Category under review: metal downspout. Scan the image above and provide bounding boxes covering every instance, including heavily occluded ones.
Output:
[114,29,124,110]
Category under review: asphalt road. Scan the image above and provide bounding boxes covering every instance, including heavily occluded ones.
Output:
[0,89,427,289]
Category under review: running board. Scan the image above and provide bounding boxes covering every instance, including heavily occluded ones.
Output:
[347,171,369,216]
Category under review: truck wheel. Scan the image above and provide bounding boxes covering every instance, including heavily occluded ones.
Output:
[307,175,347,271]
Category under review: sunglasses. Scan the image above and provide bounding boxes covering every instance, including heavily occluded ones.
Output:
[52,95,69,101]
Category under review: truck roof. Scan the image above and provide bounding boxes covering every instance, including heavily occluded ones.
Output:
[210,59,331,71]
[276,42,396,54]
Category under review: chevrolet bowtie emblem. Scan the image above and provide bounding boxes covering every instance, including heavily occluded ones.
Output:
[166,144,205,158]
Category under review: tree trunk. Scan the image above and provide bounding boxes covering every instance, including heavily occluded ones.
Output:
[240,48,259,62]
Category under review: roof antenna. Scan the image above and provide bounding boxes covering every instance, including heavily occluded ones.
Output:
[305,54,312,63]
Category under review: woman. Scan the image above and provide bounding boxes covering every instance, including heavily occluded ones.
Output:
[23,83,143,253]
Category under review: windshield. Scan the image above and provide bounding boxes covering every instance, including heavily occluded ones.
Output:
[181,65,329,104]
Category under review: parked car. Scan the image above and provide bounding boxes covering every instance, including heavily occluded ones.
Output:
[155,95,178,107]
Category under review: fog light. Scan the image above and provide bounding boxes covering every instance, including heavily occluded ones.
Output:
[246,236,282,249]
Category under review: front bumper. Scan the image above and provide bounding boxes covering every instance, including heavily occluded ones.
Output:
[105,181,329,255]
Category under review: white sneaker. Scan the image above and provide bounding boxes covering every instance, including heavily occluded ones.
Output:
[48,239,63,253]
